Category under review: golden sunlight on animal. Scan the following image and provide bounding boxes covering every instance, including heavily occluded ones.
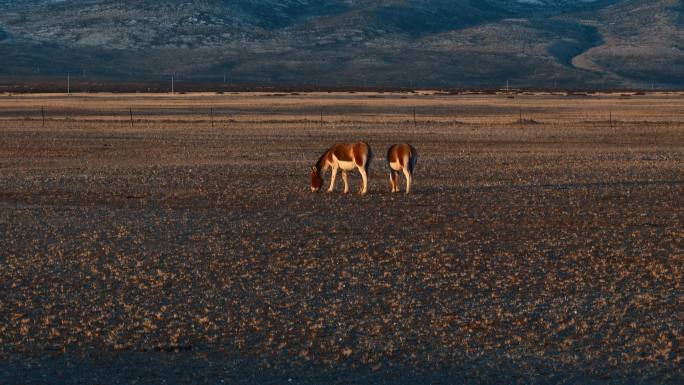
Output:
[311,142,373,195]
[387,143,417,194]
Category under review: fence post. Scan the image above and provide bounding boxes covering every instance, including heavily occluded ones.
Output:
[42,106,45,127]
[130,107,134,128]
[609,110,613,129]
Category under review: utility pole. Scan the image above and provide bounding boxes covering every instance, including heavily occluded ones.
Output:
[67,72,70,95]
[413,108,417,129]
[41,106,45,127]
[210,108,214,128]
[171,75,174,94]
[130,107,134,128]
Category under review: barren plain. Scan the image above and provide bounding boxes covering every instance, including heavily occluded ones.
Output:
[0,92,683,384]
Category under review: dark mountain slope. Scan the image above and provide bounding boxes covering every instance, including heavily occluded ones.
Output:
[0,0,680,88]
[569,0,684,86]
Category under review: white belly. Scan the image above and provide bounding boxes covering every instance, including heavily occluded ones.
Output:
[389,161,402,171]
[336,160,356,171]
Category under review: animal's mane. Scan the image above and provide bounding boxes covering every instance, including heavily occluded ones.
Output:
[315,148,331,170]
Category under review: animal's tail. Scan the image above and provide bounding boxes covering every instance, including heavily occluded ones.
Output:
[408,145,417,173]
[365,142,373,172]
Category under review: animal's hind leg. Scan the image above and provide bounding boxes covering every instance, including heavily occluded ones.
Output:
[342,171,349,194]
[358,166,369,195]
[390,171,399,192]
[402,168,412,194]
[327,166,338,193]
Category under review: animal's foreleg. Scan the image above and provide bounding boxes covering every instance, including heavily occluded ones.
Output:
[342,171,349,194]
[327,166,338,193]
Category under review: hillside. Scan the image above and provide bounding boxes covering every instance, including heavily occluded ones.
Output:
[0,0,681,88]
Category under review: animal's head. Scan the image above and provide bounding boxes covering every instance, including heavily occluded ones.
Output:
[310,166,323,192]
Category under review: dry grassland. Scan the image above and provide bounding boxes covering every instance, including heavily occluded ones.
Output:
[0,92,683,384]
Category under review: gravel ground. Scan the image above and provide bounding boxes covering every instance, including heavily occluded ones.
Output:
[0,93,683,384]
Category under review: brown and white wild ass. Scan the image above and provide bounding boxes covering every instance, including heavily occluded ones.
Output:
[311,142,373,195]
[387,143,417,193]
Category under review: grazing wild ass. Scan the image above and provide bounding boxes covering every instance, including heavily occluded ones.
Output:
[311,142,373,195]
[387,143,417,193]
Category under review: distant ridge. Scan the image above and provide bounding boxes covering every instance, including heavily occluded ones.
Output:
[0,0,681,88]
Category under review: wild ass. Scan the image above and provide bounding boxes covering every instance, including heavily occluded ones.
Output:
[311,142,373,195]
[387,143,417,193]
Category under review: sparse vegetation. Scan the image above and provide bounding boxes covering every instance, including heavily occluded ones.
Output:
[0,92,683,384]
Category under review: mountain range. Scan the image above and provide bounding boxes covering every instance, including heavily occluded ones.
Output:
[0,0,682,88]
